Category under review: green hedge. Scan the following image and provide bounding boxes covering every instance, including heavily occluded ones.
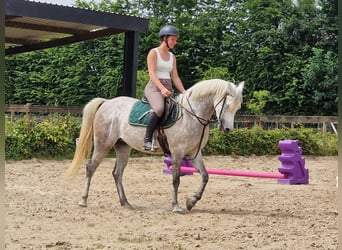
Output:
[203,126,338,156]
[5,115,80,160]
[5,116,338,160]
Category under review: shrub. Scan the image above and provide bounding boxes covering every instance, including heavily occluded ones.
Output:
[5,116,35,159]
[203,126,337,156]
[5,118,337,160]
[5,115,80,160]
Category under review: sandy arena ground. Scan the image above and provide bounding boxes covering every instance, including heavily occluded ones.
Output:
[5,155,338,249]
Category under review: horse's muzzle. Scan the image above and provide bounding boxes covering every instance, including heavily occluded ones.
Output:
[223,127,231,133]
[218,123,231,133]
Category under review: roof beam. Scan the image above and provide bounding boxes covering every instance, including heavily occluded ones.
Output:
[5,15,18,20]
[5,27,123,55]
[6,20,91,35]
[5,37,41,45]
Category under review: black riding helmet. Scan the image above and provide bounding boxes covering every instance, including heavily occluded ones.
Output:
[159,25,179,49]
[159,25,179,39]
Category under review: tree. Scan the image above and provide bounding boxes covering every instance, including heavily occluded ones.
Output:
[5,0,337,116]
[300,48,337,115]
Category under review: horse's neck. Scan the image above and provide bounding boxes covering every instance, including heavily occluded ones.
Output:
[183,95,215,120]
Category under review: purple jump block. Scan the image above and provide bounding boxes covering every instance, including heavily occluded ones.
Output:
[277,140,309,184]
[163,156,193,175]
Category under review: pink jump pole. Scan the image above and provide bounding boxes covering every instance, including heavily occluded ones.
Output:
[178,166,286,179]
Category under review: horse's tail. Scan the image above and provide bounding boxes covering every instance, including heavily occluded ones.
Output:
[66,97,106,176]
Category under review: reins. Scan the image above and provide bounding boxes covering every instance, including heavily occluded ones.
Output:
[170,94,228,160]
[170,97,204,124]
[170,94,228,125]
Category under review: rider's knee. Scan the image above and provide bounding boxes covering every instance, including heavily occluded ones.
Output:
[154,108,164,117]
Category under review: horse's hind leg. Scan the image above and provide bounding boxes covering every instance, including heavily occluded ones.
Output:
[186,153,209,211]
[79,151,107,207]
[112,141,133,209]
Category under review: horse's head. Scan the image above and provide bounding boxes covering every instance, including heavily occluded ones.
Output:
[215,81,244,133]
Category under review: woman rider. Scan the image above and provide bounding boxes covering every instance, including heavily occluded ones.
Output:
[142,24,186,150]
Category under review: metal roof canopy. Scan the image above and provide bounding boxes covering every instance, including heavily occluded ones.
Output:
[5,0,149,97]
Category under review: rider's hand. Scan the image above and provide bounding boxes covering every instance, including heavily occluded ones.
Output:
[161,88,171,98]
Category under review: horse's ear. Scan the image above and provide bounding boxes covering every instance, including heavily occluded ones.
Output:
[236,81,244,102]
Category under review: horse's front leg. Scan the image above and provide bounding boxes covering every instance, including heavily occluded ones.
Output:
[186,153,209,211]
[171,157,183,213]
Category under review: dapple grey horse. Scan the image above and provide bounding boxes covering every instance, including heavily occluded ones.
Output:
[66,79,244,213]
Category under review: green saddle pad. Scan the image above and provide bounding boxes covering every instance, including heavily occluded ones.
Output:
[129,100,179,128]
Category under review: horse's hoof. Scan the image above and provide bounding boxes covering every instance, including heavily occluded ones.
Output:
[124,203,135,210]
[172,205,184,214]
[78,201,87,207]
[186,197,197,211]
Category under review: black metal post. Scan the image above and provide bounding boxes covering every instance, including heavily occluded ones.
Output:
[122,31,140,97]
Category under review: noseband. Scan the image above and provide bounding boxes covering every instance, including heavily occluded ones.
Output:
[214,95,228,127]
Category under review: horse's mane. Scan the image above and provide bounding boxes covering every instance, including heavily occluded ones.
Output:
[185,79,241,105]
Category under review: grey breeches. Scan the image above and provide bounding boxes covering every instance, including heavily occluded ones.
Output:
[144,79,172,117]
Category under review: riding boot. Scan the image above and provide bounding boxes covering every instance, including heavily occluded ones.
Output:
[143,112,160,151]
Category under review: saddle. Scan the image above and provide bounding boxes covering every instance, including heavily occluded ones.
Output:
[128,96,179,155]
[128,97,179,128]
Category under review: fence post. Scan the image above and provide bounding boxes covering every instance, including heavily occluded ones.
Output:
[25,103,32,121]
[322,122,326,133]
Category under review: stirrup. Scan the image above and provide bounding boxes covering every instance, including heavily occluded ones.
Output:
[142,141,158,151]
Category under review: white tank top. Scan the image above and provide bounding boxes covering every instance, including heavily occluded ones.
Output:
[154,48,173,79]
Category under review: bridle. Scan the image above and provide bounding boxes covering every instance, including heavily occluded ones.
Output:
[170,93,229,160]
[170,94,228,125]
[214,95,228,126]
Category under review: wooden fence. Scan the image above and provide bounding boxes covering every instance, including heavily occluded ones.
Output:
[5,103,338,133]
[233,114,338,133]
[5,103,82,120]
